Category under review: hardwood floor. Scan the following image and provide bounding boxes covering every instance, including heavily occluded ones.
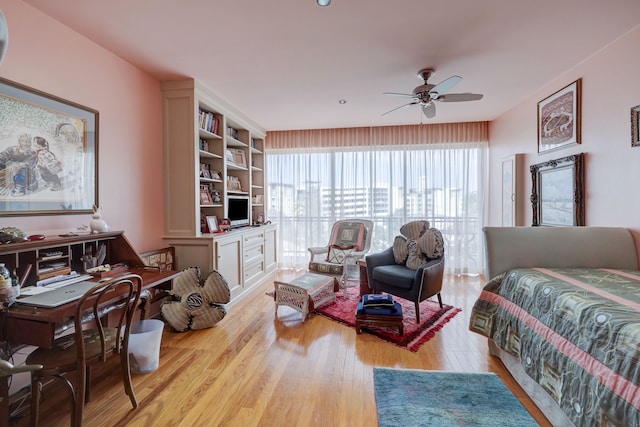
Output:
[13,270,551,426]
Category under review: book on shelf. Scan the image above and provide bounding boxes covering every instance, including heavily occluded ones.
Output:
[198,109,219,135]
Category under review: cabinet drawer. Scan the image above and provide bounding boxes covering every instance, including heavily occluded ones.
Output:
[244,244,264,260]
[243,232,264,248]
[244,260,264,281]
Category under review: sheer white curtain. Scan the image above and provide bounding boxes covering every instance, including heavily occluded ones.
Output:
[265,123,488,275]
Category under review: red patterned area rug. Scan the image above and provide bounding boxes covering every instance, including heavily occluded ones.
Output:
[270,287,461,352]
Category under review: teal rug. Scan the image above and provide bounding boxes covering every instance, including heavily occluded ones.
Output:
[373,368,539,427]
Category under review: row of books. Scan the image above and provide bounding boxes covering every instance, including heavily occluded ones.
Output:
[199,109,219,134]
[226,126,239,140]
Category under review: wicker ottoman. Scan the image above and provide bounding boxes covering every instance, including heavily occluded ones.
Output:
[355,297,404,336]
[274,273,336,322]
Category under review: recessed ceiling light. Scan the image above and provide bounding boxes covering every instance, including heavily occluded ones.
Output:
[317,0,331,6]
[338,99,347,104]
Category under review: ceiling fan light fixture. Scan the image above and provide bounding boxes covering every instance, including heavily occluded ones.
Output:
[316,0,331,6]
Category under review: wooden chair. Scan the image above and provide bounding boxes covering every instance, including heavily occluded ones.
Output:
[26,274,143,427]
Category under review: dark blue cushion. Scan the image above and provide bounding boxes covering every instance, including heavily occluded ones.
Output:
[372,264,415,290]
[356,299,403,317]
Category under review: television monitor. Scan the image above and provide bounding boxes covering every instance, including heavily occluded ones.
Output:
[227,196,250,228]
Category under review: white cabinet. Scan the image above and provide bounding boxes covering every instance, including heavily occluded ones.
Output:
[216,234,242,298]
[164,223,277,303]
[264,227,277,273]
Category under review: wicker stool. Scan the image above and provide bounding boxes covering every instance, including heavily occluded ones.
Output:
[274,273,336,321]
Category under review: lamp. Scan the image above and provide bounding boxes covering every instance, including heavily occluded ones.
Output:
[317,0,331,6]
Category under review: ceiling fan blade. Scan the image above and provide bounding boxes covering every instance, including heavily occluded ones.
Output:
[382,101,418,116]
[383,92,416,99]
[437,93,484,102]
[422,102,436,119]
[429,75,462,97]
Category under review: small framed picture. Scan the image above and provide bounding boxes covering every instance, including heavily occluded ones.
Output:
[200,189,213,205]
[206,216,219,233]
[211,170,222,180]
[226,148,247,167]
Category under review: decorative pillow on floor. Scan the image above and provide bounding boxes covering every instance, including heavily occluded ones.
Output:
[161,267,230,332]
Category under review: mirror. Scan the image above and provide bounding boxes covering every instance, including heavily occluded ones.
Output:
[530,153,584,227]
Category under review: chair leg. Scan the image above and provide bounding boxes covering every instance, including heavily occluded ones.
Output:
[84,365,91,404]
[437,293,443,308]
[29,375,40,427]
[120,348,138,408]
[415,301,420,324]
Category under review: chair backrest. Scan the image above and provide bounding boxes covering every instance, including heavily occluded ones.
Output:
[73,273,142,389]
[328,219,374,253]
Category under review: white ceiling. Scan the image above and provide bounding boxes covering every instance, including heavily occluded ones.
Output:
[23,0,640,131]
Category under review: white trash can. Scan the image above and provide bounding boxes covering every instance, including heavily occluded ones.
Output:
[128,319,164,374]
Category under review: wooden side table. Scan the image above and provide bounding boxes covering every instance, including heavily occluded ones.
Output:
[355,300,404,336]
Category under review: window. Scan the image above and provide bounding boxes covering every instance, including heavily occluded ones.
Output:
[267,140,486,275]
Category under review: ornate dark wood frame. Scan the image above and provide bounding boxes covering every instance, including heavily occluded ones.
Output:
[530,153,584,227]
[631,105,640,147]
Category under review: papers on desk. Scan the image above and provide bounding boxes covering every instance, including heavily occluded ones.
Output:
[21,273,93,295]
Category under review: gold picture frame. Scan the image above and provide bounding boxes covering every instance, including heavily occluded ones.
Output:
[537,79,581,153]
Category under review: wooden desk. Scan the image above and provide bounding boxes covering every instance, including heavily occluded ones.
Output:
[3,268,180,348]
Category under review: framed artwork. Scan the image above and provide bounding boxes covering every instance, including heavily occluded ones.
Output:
[200,163,211,179]
[501,155,518,226]
[631,105,640,147]
[226,148,246,168]
[537,79,581,153]
[211,170,222,180]
[200,189,213,205]
[206,215,219,233]
[0,77,98,216]
[227,176,242,191]
[530,153,584,227]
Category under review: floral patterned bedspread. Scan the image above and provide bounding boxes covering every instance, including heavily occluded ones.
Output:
[469,268,640,427]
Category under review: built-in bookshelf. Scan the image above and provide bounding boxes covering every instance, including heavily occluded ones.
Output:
[161,79,268,237]
[161,79,277,302]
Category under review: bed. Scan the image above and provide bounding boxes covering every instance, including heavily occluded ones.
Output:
[469,226,640,427]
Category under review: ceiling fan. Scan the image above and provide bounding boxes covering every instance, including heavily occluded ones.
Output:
[382,68,483,118]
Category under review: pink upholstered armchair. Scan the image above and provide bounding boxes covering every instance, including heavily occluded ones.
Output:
[308,219,374,297]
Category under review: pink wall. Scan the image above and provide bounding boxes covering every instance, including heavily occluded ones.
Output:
[489,25,640,234]
[0,1,164,252]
